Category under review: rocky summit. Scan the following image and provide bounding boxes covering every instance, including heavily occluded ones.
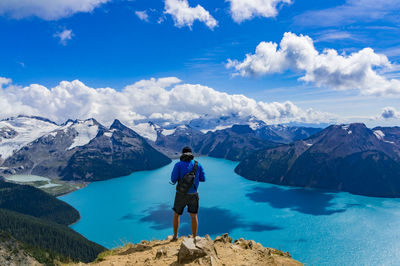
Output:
[81,234,302,266]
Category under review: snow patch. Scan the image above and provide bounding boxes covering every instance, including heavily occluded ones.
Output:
[373,130,385,140]
[341,125,352,134]
[131,123,158,141]
[103,132,113,138]
[48,131,58,137]
[0,117,59,159]
[162,128,176,136]
[200,125,232,133]
[66,120,99,150]
[39,182,62,188]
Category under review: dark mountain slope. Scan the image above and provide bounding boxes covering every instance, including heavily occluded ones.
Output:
[372,126,400,148]
[254,125,322,144]
[0,180,105,264]
[0,180,79,225]
[194,125,278,161]
[236,123,400,197]
[0,208,105,264]
[62,119,171,181]
[153,125,279,161]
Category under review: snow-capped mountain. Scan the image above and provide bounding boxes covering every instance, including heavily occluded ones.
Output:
[0,117,170,180]
[0,116,59,162]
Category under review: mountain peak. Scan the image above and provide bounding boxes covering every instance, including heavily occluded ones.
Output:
[110,119,126,130]
[61,118,100,127]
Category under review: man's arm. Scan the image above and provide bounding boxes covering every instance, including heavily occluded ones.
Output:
[171,163,180,184]
[199,164,206,182]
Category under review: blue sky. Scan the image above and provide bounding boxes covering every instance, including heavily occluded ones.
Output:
[0,0,400,127]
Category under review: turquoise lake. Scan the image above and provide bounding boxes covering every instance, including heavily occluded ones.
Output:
[59,157,400,265]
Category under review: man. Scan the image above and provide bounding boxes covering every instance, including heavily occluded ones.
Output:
[170,146,206,240]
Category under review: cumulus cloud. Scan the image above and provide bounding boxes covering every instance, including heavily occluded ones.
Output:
[227,0,292,23]
[135,10,149,22]
[54,29,73,45]
[227,32,400,96]
[0,77,335,127]
[381,107,400,119]
[164,0,218,29]
[0,0,110,20]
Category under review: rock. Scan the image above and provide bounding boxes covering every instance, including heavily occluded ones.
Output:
[214,233,232,244]
[134,243,150,251]
[178,236,217,264]
[118,243,151,255]
[167,246,179,256]
[283,251,292,258]
[155,248,167,259]
[210,255,218,266]
[234,239,255,250]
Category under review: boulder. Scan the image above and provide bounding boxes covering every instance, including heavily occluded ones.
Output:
[178,236,217,264]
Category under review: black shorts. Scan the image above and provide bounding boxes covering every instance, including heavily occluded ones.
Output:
[172,192,199,215]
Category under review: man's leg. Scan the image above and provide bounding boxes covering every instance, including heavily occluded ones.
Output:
[189,213,198,238]
[173,212,180,239]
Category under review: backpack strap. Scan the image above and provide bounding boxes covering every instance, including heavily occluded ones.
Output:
[191,161,198,191]
[192,161,198,174]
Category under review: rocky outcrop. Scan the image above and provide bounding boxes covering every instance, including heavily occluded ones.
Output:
[236,123,400,197]
[87,234,302,266]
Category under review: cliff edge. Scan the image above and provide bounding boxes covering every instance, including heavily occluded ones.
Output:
[77,234,302,266]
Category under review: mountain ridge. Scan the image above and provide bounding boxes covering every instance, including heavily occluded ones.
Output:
[235,123,400,197]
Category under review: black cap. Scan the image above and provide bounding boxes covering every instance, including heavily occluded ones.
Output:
[182,146,192,153]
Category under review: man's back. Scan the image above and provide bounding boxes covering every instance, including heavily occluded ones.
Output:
[171,160,206,194]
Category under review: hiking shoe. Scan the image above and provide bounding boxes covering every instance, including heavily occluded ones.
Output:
[171,236,178,242]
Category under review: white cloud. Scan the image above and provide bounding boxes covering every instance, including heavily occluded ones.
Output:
[135,10,149,22]
[381,107,400,119]
[54,29,73,45]
[227,0,292,23]
[0,0,110,20]
[314,30,356,42]
[227,32,400,96]
[0,77,335,128]
[294,0,400,27]
[164,0,218,29]
[0,77,11,87]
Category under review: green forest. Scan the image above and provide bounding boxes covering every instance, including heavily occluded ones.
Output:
[0,180,106,264]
